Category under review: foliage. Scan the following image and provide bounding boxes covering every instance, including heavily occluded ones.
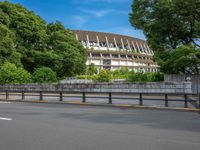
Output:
[129,0,200,51]
[87,63,98,75]
[0,62,31,83]
[32,67,57,83]
[127,72,164,82]
[113,67,130,79]
[159,45,200,74]
[96,70,112,82]
[129,0,200,74]
[0,24,21,66]
[0,1,86,78]
[78,69,163,82]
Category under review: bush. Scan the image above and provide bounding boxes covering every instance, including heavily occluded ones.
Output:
[0,62,31,83]
[128,72,164,82]
[32,67,57,83]
[151,72,164,82]
[96,70,111,82]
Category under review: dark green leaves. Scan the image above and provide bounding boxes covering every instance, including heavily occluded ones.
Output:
[0,1,86,78]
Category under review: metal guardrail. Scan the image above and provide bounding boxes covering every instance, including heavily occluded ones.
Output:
[0,91,200,109]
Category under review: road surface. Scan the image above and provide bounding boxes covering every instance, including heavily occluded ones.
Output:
[0,102,200,150]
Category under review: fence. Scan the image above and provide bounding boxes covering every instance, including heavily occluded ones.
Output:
[0,91,199,108]
[0,82,199,109]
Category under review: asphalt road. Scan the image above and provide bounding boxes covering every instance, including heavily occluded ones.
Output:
[0,102,200,150]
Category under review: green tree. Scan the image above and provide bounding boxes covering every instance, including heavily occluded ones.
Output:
[129,0,200,51]
[0,62,31,83]
[46,22,86,77]
[0,24,21,66]
[32,67,57,83]
[0,2,86,78]
[160,45,200,74]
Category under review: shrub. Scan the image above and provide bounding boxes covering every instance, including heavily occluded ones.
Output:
[96,70,111,82]
[0,62,31,83]
[151,72,164,82]
[32,67,57,83]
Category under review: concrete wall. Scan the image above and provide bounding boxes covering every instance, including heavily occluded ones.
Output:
[0,82,192,94]
[165,75,200,93]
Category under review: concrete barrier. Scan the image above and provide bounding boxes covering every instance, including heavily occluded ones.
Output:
[0,82,193,94]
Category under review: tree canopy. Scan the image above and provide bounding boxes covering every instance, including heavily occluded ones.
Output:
[0,1,86,78]
[0,62,31,83]
[32,67,57,83]
[129,0,200,51]
[129,0,200,74]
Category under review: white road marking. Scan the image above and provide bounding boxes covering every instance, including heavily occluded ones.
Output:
[0,117,12,121]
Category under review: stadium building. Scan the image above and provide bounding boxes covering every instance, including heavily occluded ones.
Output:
[72,30,158,72]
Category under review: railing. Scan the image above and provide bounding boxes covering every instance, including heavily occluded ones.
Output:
[0,91,200,109]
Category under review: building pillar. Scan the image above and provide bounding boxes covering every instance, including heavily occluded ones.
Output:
[96,35,100,50]
[121,38,125,51]
[127,40,131,52]
[114,37,119,51]
[86,34,90,49]
[105,36,110,50]
[131,41,137,53]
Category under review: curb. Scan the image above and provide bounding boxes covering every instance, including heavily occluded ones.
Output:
[0,99,200,113]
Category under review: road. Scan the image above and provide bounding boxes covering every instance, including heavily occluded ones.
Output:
[0,102,200,150]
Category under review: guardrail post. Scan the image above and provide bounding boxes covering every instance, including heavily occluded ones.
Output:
[82,92,86,103]
[139,93,143,106]
[184,94,188,108]
[165,94,168,107]
[22,91,25,100]
[109,92,112,104]
[59,92,63,102]
[40,91,43,101]
[199,94,200,109]
[6,91,9,100]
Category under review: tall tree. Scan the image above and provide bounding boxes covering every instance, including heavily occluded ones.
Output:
[0,1,86,78]
[129,0,200,51]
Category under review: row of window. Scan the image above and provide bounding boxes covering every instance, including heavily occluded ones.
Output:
[89,54,152,60]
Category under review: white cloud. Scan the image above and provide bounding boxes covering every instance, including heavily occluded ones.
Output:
[69,16,88,28]
[80,9,113,17]
[80,9,128,17]
[73,0,130,4]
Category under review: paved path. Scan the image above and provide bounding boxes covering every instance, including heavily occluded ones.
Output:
[0,102,200,150]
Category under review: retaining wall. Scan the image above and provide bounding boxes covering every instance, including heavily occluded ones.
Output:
[0,82,192,94]
[165,75,200,93]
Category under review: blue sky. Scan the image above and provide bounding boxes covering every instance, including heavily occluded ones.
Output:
[2,0,145,40]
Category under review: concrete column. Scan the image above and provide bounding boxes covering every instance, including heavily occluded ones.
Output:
[131,41,137,53]
[113,37,119,51]
[136,42,142,53]
[140,43,147,54]
[127,40,131,52]
[147,45,154,55]
[121,38,125,51]
[86,34,90,48]
[105,36,110,50]
[143,44,151,55]
[96,35,100,50]
[75,34,78,40]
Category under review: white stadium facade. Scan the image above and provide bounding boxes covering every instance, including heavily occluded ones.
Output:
[72,30,159,72]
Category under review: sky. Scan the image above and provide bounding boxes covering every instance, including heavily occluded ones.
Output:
[2,0,146,40]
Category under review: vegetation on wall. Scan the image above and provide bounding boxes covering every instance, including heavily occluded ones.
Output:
[78,68,164,82]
